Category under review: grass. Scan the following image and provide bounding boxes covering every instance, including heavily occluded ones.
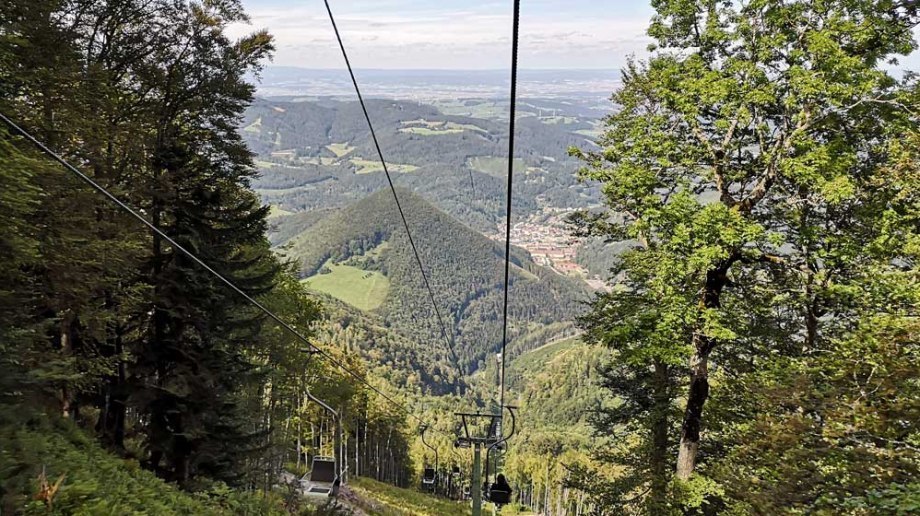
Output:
[347,477,470,516]
[399,120,488,135]
[538,115,578,125]
[434,100,508,119]
[351,158,419,175]
[398,127,465,136]
[267,205,294,220]
[243,116,262,133]
[573,128,603,138]
[512,337,581,375]
[303,263,390,311]
[0,414,285,515]
[468,156,526,178]
[326,143,355,157]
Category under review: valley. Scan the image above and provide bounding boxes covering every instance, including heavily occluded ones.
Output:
[6,1,917,514]
[242,74,612,512]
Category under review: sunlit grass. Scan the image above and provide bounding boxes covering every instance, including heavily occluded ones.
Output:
[303,263,390,311]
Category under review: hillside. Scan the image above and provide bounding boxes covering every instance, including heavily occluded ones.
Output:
[0,416,287,515]
[245,97,601,233]
[277,189,590,375]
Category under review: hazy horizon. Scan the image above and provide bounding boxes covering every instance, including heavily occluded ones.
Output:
[231,0,653,70]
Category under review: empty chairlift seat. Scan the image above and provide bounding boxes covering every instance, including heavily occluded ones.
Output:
[301,456,338,497]
[421,467,437,490]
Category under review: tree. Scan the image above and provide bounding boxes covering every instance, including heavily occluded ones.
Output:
[129,0,275,484]
[572,0,920,509]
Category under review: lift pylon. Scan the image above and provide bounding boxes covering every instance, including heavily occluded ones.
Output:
[454,406,517,516]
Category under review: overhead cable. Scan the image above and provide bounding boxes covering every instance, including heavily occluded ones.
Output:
[323,0,465,386]
[498,0,522,415]
[0,112,438,431]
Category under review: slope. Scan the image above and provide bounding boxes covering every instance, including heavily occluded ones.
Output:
[0,416,285,515]
[245,98,600,232]
[277,188,590,376]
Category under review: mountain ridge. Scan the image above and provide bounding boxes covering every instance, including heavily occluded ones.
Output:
[276,188,590,374]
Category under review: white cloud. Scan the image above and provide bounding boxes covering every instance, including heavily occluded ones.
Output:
[228,1,652,69]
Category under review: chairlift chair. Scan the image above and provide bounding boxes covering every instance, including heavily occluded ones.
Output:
[421,467,437,491]
[489,484,512,506]
[300,455,339,497]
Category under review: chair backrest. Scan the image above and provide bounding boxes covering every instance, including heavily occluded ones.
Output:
[422,467,436,482]
[309,457,336,483]
[490,485,511,505]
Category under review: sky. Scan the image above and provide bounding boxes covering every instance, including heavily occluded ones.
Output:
[228,0,655,70]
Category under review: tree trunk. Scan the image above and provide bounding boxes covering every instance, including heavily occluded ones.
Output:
[676,344,710,479]
[59,312,73,418]
[676,259,731,479]
[649,359,671,505]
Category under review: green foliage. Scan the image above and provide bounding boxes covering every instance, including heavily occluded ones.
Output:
[348,476,469,516]
[278,188,589,379]
[570,0,920,513]
[0,413,286,515]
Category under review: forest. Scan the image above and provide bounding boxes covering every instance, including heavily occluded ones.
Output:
[277,188,589,376]
[1,0,919,515]
[0,1,415,513]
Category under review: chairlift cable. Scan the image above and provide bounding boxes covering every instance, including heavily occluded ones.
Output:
[498,0,521,418]
[323,0,465,387]
[0,112,442,433]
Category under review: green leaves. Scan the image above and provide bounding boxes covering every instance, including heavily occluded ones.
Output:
[573,0,920,511]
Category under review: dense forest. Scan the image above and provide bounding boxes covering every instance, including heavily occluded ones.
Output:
[567,1,920,514]
[277,188,589,376]
[0,1,414,513]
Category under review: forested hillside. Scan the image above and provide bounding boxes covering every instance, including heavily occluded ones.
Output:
[5,0,920,515]
[0,1,417,513]
[279,188,589,375]
[245,97,601,232]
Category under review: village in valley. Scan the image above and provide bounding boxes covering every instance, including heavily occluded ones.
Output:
[490,211,607,291]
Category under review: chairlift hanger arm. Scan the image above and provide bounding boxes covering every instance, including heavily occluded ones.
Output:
[305,387,338,419]
[487,406,517,455]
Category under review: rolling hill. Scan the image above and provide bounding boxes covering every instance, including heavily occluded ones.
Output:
[275,188,590,376]
[244,97,602,233]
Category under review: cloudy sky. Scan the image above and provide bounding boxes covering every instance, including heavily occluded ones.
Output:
[229,0,654,70]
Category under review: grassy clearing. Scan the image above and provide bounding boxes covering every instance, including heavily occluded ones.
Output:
[267,205,295,220]
[303,263,390,311]
[326,142,355,157]
[243,116,262,133]
[347,477,470,516]
[351,158,418,174]
[573,128,603,138]
[512,337,581,374]
[468,156,526,178]
[400,120,488,134]
[538,115,578,125]
[434,100,509,119]
[398,127,464,136]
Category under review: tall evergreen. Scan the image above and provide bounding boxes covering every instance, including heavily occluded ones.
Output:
[128,0,274,484]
